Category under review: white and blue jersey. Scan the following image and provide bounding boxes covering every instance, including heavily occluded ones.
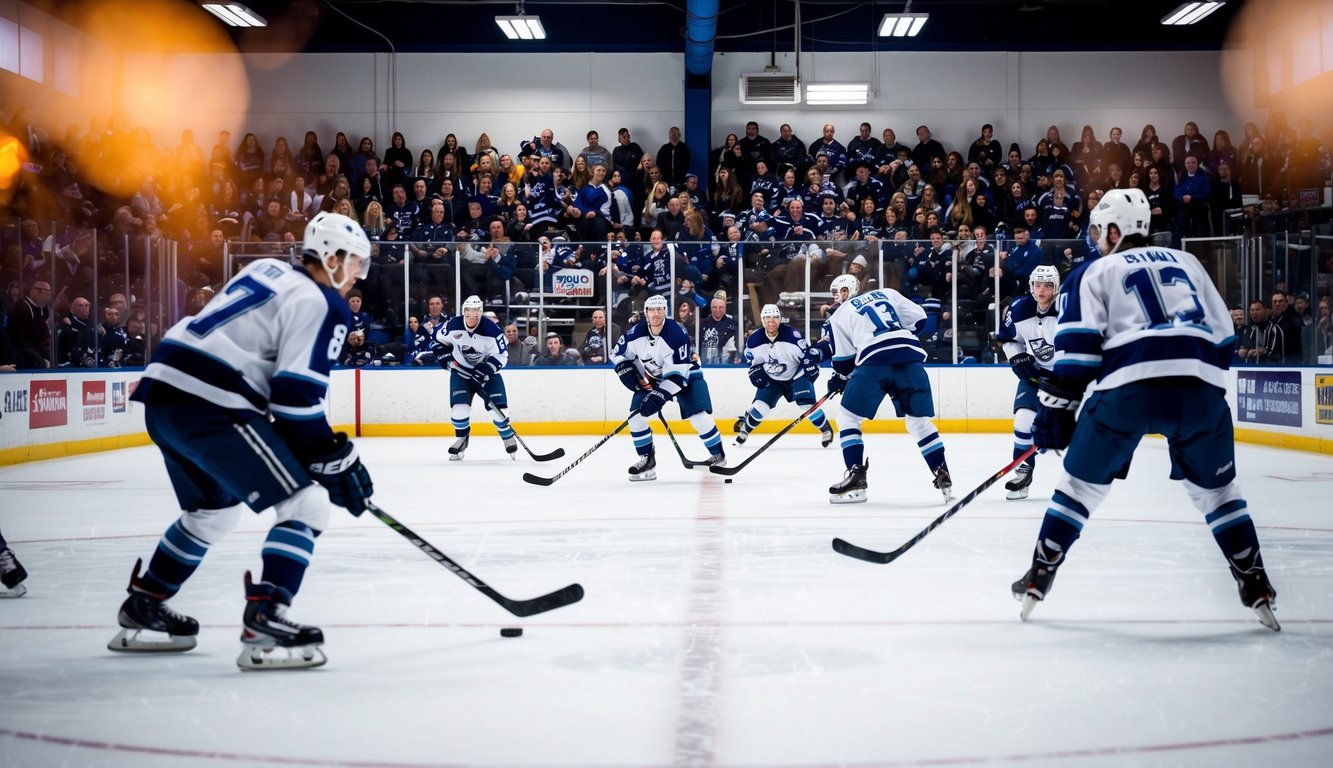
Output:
[996,294,1059,372]
[435,316,507,373]
[1053,245,1235,394]
[825,287,927,375]
[133,258,349,446]
[611,319,696,393]
[743,324,809,383]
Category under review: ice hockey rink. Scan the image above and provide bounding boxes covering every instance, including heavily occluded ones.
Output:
[2,433,1331,768]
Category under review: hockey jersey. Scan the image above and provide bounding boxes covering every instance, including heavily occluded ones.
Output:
[434,316,508,372]
[1054,245,1235,393]
[743,324,810,383]
[996,294,1059,371]
[133,259,349,445]
[825,287,927,373]
[610,319,696,393]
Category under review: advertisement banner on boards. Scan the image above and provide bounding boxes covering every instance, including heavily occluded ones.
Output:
[1236,370,1301,428]
[83,380,107,424]
[29,380,69,429]
[1316,374,1333,426]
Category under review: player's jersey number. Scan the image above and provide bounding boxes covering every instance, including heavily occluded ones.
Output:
[1122,266,1208,329]
[856,299,903,336]
[186,275,277,337]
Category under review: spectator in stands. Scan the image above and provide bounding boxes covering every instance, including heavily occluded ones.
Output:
[235,132,265,188]
[8,281,52,368]
[911,125,946,169]
[55,296,96,367]
[1271,290,1304,361]
[968,124,1003,171]
[712,133,743,183]
[1103,126,1131,173]
[534,331,581,366]
[698,295,738,365]
[381,131,411,189]
[100,305,129,367]
[504,323,537,367]
[421,295,449,338]
[808,124,848,181]
[254,199,291,241]
[578,130,611,170]
[1144,166,1174,244]
[1208,130,1237,176]
[612,128,645,184]
[346,288,372,333]
[738,121,772,181]
[657,126,692,188]
[772,123,808,175]
[578,309,620,365]
[1238,299,1282,363]
[1133,124,1159,157]
[1172,121,1209,175]
[998,224,1044,289]
[295,131,324,178]
[1239,135,1281,199]
[655,195,686,241]
[340,328,376,367]
[1174,155,1212,238]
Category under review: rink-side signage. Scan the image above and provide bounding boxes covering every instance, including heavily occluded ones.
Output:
[551,268,595,297]
[83,381,107,424]
[1237,370,1301,427]
[29,380,69,429]
[1317,375,1333,426]
[112,382,128,414]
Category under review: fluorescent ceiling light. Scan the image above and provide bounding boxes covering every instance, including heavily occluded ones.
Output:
[1161,2,1224,25]
[878,13,928,37]
[202,3,267,28]
[495,15,547,40]
[806,83,871,105]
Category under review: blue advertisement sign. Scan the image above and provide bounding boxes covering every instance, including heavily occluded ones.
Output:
[1236,370,1302,427]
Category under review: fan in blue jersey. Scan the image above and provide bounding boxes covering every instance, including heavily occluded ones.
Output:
[734,304,833,447]
[1013,188,1279,631]
[992,265,1060,500]
[809,274,953,504]
[435,295,517,461]
[610,294,725,481]
[108,211,375,670]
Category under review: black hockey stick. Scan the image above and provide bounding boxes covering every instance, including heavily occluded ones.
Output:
[522,417,632,486]
[475,387,565,462]
[708,390,838,477]
[366,501,584,616]
[658,414,714,468]
[832,446,1040,564]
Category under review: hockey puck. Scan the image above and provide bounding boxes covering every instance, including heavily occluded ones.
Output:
[500,627,523,638]
[724,478,733,484]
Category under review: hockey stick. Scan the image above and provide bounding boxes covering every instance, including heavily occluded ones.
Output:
[708,389,838,477]
[522,417,632,486]
[366,501,584,616]
[832,446,1040,564]
[475,387,565,462]
[658,414,714,469]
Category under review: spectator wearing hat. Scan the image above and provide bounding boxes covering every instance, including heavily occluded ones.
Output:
[534,332,581,366]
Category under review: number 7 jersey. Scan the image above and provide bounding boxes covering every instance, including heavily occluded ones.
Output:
[1053,246,1236,394]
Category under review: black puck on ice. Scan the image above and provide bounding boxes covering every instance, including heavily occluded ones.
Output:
[500,627,523,638]
[724,478,733,484]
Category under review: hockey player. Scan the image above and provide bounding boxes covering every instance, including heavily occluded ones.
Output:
[437,295,517,461]
[108,211,375,669]
[611,293,725,481]
[993,265,1061,499]
[734,304,833,447]
[813,274,953,504]
[1013,188,1279,631]
[0,529,27,597]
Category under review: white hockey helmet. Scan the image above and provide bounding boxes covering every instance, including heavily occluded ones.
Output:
[1089,188,1150,254]
[643,294,669,312]
[760,303,782,320]
[304,212,371,290]
[830,273,860,302]
[1029,264,1060,290]
[462,295,485,312]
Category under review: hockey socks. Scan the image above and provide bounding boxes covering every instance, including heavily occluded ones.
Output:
[839,428,865,467]
[260,520,319,597]
[808,409,829,430]
[905,416,947,473]
[140,520,211,599]
[688,412,724,455]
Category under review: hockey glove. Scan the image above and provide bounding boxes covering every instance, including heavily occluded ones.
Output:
[826,372,849,396]
[306,433,374,516]
[1008,352,1040,384]
[471,359,499,388]
[638,386,671,417]
[1032,379,1082,452]
[615,359,644,392]
[747,366,772,389]
[800,347,823,381]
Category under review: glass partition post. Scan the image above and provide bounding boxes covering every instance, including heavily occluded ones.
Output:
[950,247,959,364]
[92,229,101,366]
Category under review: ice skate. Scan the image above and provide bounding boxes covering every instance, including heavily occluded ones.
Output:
[820,423,834,448]
[107,559,199,652]
[933,465,954,502]
[1229,551,1280,632]
[0,547,28,598]
[503,435,518,459]
[628,452,657,482]
[448,435,469,461]
[829,461,868,504]
[1011,564,1058,622]
[237,572,327,670]
[699,450,727,469]
[1005,464,1034,500]
[733,417,750,445]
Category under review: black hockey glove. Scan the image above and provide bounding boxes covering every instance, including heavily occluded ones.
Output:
[1008,352,1040,384]
[800,347,822,382]
[826,371,849,396]
[306,433,374,516]
[747,366,772,389]
[638,386,671,417]
[615,359,644,392]
[1032,379,1082,452]
[471,359,498,388]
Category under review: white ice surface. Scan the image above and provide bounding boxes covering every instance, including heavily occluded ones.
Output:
[1,434,1331,768]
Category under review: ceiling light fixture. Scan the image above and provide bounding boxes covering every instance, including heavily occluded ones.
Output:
[805,83,871,106]
[1161,2,1225,25]
[879,1,927,37]
[202,3,267,28]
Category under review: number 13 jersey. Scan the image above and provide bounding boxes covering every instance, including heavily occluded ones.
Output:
[826,287,928,367]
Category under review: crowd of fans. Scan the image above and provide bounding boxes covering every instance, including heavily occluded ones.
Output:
[3,108,1332,371]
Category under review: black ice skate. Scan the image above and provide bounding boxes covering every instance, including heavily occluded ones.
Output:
[628,452,657,482]
[448,435,469,461]
[699,451,727,468]
[107,559,199,652]
[1011,539,1064,622]
[820,423,834,448]
[933,465,954,502]
[1229,550,1280,632]
[0,547,28,598]
[503,435,518,459]
[829,461,869,504]
[1005,464,1034,500]
[237,572,327,670]
[733,417,750,445]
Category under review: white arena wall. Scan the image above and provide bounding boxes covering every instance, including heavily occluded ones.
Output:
[2,367,1330,465]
